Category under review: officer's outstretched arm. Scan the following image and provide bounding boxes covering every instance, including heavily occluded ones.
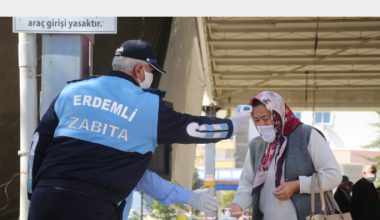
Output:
[135,170,219,212]
[157,101,234,144]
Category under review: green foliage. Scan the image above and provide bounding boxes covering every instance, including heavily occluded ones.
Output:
[192,168,202,190]
[191,167,202,217]
[363,111,380,149]
[367,155,380,163]
[129,210,140,220]
[363,112,380,169]
[374,181,380,188]
[151,200,177,220]
[365,138,380,149]
[220,191,236,207]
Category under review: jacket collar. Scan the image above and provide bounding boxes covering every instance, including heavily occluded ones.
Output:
[106,70,139,87]
[106,70,166,98]
[143,88,166,98]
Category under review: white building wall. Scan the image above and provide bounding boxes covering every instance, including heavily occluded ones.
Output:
[294,111,380,182]
[299,111,379,149]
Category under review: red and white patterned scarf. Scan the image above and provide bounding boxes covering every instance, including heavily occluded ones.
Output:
[250,91,301,193]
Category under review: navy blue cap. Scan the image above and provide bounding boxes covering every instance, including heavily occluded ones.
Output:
[115,39,166,74]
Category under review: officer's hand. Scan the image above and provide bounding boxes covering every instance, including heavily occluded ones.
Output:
[230,105,252,135]
[188,188,219,212]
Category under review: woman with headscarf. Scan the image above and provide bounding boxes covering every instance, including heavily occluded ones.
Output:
[226,91,341,220]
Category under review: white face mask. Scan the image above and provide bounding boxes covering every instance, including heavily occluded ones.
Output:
[257,125,276,143]
[138,71,153,89]
[366,173,376,182]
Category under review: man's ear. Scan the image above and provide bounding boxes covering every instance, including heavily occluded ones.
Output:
[132,63,144,80]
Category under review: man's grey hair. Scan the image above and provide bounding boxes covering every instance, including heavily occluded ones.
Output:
[363,164,377,172]
[112,56,146,74]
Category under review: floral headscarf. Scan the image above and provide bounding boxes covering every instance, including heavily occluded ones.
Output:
[250,91,301,193]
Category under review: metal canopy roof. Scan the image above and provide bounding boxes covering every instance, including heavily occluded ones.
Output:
[199,17,380,111]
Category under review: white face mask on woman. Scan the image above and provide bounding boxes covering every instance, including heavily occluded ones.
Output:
[138,71,153,89]
[257,125,276,143]
[365,173,377,182]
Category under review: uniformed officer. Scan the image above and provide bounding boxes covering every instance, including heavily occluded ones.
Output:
[27,39,240,220]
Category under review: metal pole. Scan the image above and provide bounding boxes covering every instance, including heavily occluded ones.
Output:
[202,105,222,187]
[140,192,144,220]
[18,33,38,220]
[202,105,221,220]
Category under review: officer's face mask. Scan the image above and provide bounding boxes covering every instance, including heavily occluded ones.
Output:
[256,125,276,143]
[138,70,154,89]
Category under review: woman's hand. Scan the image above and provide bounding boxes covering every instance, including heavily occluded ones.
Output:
[226,203,243,218]
[273,180,300,201]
